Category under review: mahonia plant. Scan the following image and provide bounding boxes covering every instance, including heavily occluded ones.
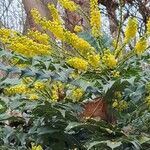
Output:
[0,0,150,149]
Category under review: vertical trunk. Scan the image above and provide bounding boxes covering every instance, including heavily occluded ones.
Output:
[99,0,119,37]
[106,7,118,38]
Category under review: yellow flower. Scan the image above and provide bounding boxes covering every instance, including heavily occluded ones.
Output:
[27,29,49,45]
[124,17,138,42]
[31,9,95,56]
[147,83,150,91]
[87,53,100,68]
[112,100,118,108]
[145,95,150,106]
[135,37,147,55]
[74,25,83,33]
[69,71,79,79]
[30,9,42,23]
[67,57,88,71]
[0,27,51,57]
[48,4,61,24]
[51,81,64,102]
[32,144,43,150]
[111,70,120,78]
[4,84,28,95]
[102,51,117,69]
[64,31,95,56]
[0,28,16,44]
[71,88,84,102]
[90,0,101,37]
[114,92,122,99]
[146,18,150,35]
[51,89,59,102]
[9,35,51,57]
[29,94,39,100]
[58,0,77,11]
[112,99,128,111]
[34,81,46,90]
[32,11,64,40]
[14,84,28,94]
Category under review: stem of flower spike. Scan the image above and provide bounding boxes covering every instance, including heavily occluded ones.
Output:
[49,39,74,57]
[117,51,135,69]
[77,6,90,25]
[97,35,104,55]
[115,41,128,59]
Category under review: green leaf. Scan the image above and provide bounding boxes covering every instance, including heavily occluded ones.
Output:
[65,122,85,132]
[86,141,106,150]
[130,140,141,150]
[103,80,115,93]
[121,77,136,85]
[139,136,150,144]
[106,140,122,149]
[37,126,59,135]
[0,100,7,113]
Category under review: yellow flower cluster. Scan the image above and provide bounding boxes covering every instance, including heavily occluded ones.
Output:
[29,94,39,100]
[71,88,84,102]
[147,83,150,91]
[4,84,28,95]
[69,71,79,79]
[124,17,138,42]
[111,70,120,78]
[90,0,101,37]
[0,28,16,44]
[87,53,100,68]
[34,81,46,90]
[4,79,48,101]
[102,51,117,69]
[31,8,43,23]
[67,57,88,71]
[0,27,51,57]
[31,9,64,40]
[114,91,122,98]
[9,36,51,57]
[74,25,83,33]
[146,18,150,35]
[51,81,64,102]
[32,144,43,150]
[31,9,95,56]
[48,4,61,24]
[58,0,77,11]
[145,95,150,107]
[27,30,49,45]
[64,31,95,55]
[112,99,128,111]
[135,37,147,55]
